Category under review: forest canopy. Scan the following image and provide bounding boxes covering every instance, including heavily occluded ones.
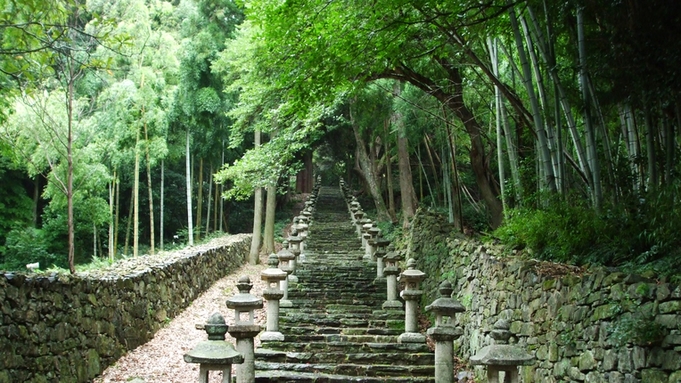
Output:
[1,0,680,278]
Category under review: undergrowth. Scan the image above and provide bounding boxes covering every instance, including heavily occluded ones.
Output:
[493,187,681,280]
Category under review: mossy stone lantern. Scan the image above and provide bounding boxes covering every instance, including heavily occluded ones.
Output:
[226,276,263,383]
[184,313,243,383]
[397,258,426,343]
[470,319,535,383]
[426,281,466,383]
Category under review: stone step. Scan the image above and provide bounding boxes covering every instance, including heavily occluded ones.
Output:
[254,361,434,378]
[275,333,398,343]
[257,341,431,354]
[255,370,434,382]
[281,326,403,336]
[254,185,433,383]
[255,349,433,366]
[279,314,404,327]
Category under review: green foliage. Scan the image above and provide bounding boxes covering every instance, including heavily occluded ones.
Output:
[1,227,58,270]
[609,311,666,347]
[495,185,681,276]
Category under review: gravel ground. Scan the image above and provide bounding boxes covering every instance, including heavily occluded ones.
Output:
[93,251,269,383]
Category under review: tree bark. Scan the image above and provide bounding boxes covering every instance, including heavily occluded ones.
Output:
[186,129,194,246]
[196,158,204,241]
[249,129,262,264]
[144,119,155,255]
[392,83,417,228]
[577,6,602,209]
[349,104,391,221]
[387,65,503,228]
[160,160,164,251]
[263,182,276,254]
[206,164,213,236]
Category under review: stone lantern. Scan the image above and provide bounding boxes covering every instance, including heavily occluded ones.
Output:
[426,281,466,383]
[470,319,535,383]
[296,217,309,251]
[382,250,403,310]
[398,258,426,343]
[226,276,263,383]
[184,313,244,383]
[363,224,381,260]
[286,233,302,275]
[371,237,390,276]
[260,254,287,342]
[277,247,296,308]
[353,210,365,236]
[361,221,373,249]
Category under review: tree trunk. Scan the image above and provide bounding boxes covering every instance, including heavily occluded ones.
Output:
[509,3,557,193]
[644,104,658,189]
[133,123,141,257]
[392,83,417,228]
[144,120,155,255]
[108,173,114,261]
[33,176,40,227]
[196,158,203,241]
[219,142,225,232]
[390,64,503,228]
[444,117,464,231]
[124,189,133,255]
[66,71,76,273]
[186,128,194,246]
[349,103,391,221]
[206,164,213,236]
[577,6,602,209]
[249,129,262,264]
[526,5,593,187]
[213,172,219,232]
[263,182,276,254]
[423,134,442,206]
[114,171,120,255]
[160,160,164,251]
[384,119,396,219]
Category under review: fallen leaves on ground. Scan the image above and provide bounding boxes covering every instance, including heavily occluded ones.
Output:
[94,252,268,383]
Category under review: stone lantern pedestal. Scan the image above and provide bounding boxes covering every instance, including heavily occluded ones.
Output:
[277,248,296,308]
[470,320,535,383]
[382,250,403,310]
[426,281,466,383]
[226,276,263,383]
[261,254,287,342]
[287,234,303,271]
[398,258,426,343]
[184,313,243,383]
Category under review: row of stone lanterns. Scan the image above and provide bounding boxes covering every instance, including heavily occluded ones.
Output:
[182,182,323,383]
[339,180,535,383]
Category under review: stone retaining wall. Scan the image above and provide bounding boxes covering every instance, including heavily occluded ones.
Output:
[406,210,681,383]
[0,234,251,383]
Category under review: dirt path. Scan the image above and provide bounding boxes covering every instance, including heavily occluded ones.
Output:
[94,253,269,383]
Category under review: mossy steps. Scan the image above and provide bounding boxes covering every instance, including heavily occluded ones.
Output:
[254,186,434,382]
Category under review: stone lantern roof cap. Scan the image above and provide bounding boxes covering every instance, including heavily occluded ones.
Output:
[183,313,244,365]
[470,319,535,366]
[425,281,465,315]
[287,235,302,243]
[277,247,295,261]
[225,276,263,310]
[375,238,391,247]
[469,345,535,366]
[384,251,402,262]
[400,258,425,281]
[262,254,287,281]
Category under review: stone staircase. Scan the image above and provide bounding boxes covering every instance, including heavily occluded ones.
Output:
[254,186,434,382]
